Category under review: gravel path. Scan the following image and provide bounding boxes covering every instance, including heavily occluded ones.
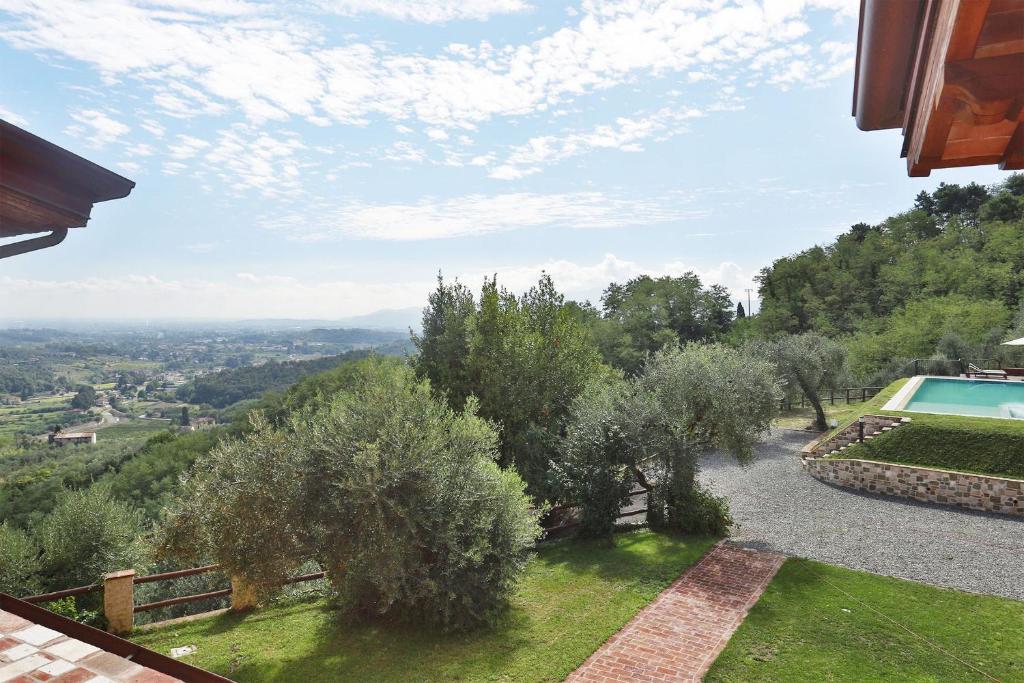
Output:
[698,430,1024,601]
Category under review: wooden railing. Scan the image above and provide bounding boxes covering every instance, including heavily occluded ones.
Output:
[779,387,884,411]
[22,564,328,635]
[23,490,652,635]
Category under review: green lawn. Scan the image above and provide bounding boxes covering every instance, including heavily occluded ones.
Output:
[133,531,716,682]
[707,559,1024,683]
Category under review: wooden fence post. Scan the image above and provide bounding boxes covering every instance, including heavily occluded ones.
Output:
[103,570,135,635]
[230,576,258,612]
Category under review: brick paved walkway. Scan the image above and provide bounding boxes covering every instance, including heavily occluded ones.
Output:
[566,542,785,683]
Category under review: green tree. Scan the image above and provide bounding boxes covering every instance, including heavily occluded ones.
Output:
[162,359,541,630]
[412,275,476,410]
[413,273,603,501]
[0,523,39,595]
[70,385,97,410]
[180,406,190,426]
[736,301,746,319]
[762,333,846,431]
[35,486,148,591]
[558,345,779,537]
[597,274,734,374]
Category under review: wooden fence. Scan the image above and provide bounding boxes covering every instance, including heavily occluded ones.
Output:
[21,491,651,635]
[22,564,327,635]
[778,387,884,411]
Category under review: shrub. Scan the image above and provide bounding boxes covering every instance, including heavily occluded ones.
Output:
[0,522,40,595]
[162,359,542,630]
[35,486,148,592]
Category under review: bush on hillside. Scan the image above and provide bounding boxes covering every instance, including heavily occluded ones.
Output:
[161,359,541,630]
[35,486,148,592]
[0,523,40,595]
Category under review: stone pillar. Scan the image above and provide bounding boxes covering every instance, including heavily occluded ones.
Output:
[230,576,259,612]
[103,569,135,635]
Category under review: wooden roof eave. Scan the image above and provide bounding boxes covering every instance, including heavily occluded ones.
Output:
[0,120,135,241]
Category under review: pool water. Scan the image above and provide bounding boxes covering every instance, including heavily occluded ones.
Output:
[904,378,1024,419]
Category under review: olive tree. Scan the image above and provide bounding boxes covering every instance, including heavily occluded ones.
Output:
[35,486,148,591]
[557,344,780,537]
[0,523,39,595]
[761,333,846,431]
[162,359,541,630]
[638,344,780,533]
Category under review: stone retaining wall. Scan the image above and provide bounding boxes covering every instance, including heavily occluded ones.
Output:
[802,457,1024,516]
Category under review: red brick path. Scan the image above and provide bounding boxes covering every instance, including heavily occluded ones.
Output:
[566,542,785,683]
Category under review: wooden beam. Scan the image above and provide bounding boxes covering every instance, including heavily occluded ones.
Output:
[1001,123,1024,169]
[946,0,991,60]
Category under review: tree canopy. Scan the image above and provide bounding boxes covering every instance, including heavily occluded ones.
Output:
[161,359,541,630]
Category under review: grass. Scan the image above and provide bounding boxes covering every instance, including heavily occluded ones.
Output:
[706,558,1024,683]
[840,412,1024,478]
[96,420,169,443]
[134,531,716,682]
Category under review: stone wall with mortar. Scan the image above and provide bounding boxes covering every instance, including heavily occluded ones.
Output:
[802,457,1024,516]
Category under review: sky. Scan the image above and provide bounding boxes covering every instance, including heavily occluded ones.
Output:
[0,0,1009,322]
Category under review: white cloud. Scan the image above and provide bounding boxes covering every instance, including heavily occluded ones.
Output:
[317,0,531,22]
[490,107,704,179]
[0,273,428,319]
[0,0,857,130]
[64,109,130,147]
[263,191,703,241]
[200,124,306,197]
[382,140,426,163]
[168,134,210,160]
[0,254,755,319]
[139,118,165,137]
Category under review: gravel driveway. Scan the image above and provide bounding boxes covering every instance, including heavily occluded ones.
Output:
[698,429,1024,601]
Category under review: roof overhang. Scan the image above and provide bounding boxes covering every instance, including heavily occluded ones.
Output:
[0,119,135,247]
[853,0,1024,176]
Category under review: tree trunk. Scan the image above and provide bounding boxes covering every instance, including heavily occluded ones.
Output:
[808,395,827,431]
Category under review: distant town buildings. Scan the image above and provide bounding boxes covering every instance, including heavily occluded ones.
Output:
[193,416,216,430]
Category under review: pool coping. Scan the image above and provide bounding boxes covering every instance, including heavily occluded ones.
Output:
[882,375,924,411]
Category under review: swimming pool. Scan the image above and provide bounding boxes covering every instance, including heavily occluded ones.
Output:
[883,376,1024,419]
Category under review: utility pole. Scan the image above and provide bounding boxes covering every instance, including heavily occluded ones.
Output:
[744,288,753,315]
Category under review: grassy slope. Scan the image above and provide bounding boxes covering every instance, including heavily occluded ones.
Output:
[842,413,1024,478]
[134,531,716,683]
[815,378,1024,477]
[706,559,1024,683]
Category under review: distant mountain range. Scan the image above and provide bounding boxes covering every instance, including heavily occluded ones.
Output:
[0,307,424,333]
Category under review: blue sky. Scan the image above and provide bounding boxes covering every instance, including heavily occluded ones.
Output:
[0,0,1007,321]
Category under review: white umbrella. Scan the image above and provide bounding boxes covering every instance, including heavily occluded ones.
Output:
[1002,337,1024,346]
